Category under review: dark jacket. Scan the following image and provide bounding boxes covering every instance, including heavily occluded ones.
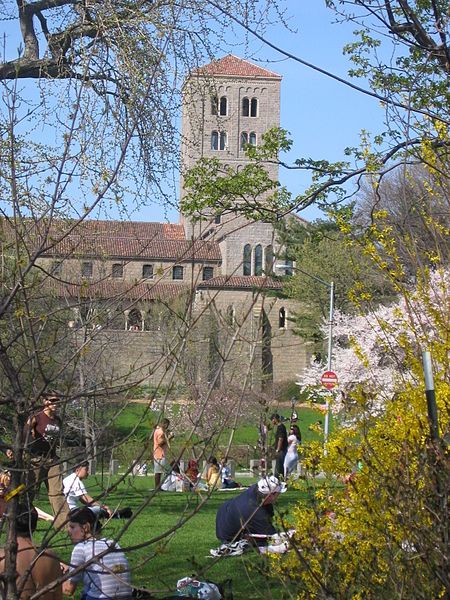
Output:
[216,484,277,542]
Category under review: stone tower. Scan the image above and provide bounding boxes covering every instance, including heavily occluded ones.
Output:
[180,55,283,276]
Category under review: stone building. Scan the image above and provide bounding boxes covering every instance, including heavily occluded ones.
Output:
[11,56,309,391]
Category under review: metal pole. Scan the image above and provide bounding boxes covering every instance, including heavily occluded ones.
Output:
[422,351,439,441]
[324,281,334,446]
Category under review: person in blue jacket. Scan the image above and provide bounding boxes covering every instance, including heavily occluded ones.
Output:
[216,475,286,543]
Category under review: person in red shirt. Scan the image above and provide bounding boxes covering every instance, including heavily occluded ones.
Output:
[26,393,69,529]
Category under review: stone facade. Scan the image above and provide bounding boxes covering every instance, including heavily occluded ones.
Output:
[19,55,309,391]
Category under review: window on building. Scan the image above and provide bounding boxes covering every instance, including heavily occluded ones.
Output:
[242,97,249,117]
[172,265,184,280]
[203,266,214,281]
[81,261,93,278]
[265,245,273,274]
[249,132,257,146]
[52,261,62,277]
[219,96,227,116]
[250,97,258,117]
[243,244,251,276]
[240,132,248,149]
[219,131,227,150]
[211,96,218,115]
[279,307,287,329]
[142,264,154,279]
[128,309,141,331]
[112,263,123,278]
[254,244,263,276]
[283,259,294,276]
[211,131,226,150]
[214,214,221,224]
[211,130,219,150]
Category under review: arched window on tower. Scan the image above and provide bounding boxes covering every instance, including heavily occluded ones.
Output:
[279,307,287,329]
[219,96,227,116]
[243,244,251,276]
[219,131,227,150]
[242,97,249,117]
[250,97,258,117]
[211,96,218,115]
[211,131,219,150]
[265,245,273,275]
[254,244,263,276]
[240,132,248,149]
[249,132,257,146]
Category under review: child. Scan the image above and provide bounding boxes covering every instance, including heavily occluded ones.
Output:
[63,508,131,599]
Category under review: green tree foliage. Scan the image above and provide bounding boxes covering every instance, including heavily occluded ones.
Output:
[182,128,293,221]
[279,219,394,342]
[184,1,449,216]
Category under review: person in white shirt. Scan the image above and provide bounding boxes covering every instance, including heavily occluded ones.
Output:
[63,462,132,519]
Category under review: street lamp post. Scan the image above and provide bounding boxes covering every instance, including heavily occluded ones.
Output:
[277,264,335,445]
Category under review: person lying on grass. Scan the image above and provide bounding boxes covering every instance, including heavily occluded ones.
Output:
[62,508,132,600]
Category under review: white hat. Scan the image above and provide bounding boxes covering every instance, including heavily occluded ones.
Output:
[257,475,287,495]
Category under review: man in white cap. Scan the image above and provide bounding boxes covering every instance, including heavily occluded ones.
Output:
[215,475,286,544]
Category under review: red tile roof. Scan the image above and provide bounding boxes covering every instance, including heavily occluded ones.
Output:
[198,275,282,290]
[0,218,220,262]
[193,55,281,80]
[61,220,186,240]
[46,236,221,262]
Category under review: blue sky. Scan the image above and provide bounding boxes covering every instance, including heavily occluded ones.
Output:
[1,1,386,225]
[130,1,386,224]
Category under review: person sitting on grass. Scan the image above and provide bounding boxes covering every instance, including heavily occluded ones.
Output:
[0,505,62,600]
[184,459,199,488]
[220,459,241,489]
[63,462,132,519]
[62,508,132,600]
[216,475,286,546]
[206,457,221,490]
[161,461,183,492]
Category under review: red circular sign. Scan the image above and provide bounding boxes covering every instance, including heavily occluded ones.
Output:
[321,371,338,390]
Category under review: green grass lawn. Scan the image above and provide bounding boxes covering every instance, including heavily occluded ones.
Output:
[21,402,330,598]
[111,403,330,469]
[32,476,313,599]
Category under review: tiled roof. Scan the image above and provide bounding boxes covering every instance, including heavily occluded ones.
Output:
[198,275,282,290]
[59,220,186,240]
[0,218,220,262]
[45,236,221,262]
[193,55,281,80]
[48,280,190,302]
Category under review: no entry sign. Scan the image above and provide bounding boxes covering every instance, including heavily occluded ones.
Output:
[321,370,338,390]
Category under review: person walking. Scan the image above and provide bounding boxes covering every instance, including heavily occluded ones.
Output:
[284,424,301,478]
[271,414,288,479]
[26,392,69,529]
[153,418,171,489]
